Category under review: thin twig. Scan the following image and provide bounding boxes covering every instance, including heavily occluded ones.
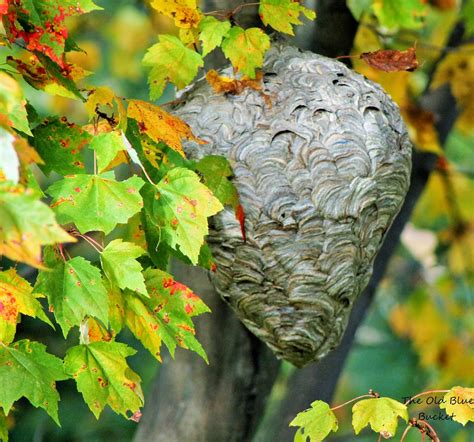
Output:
[331,392,377,412]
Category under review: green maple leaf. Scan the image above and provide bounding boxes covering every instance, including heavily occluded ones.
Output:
[0,182,75,268]
[194,155,239,209]
[0,339,68,424]
[47,171,145,234]
[110,268,209,362]
[88,131,126,174]
[290,400,338,441]
[259,0,315,36]
[198,16,231,56]
[0,269,53,345]
[143,34,203,100]
[64,341,143,419]
[100,239,147,296]
[34,248,109,337]
[221,27,270,78]
[352,397,408,437]
[32,117,91,175]
[371,0,427,30]
[151,167,223,264]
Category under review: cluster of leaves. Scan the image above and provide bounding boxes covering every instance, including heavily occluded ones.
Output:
[291,387,474,441]
[143,0,315,99]
[0,0,275,436]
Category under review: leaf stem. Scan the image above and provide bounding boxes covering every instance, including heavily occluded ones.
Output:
[400,424,412,441]
[330,392,377,412]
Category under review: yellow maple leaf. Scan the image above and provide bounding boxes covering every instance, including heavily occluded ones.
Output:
[150,0,202,28]
[0,269,53,344]
[127,99,205,158]
[440,387,474,425]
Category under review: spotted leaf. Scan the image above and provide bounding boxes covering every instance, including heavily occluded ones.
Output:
[151,167,223,264]
[32,117,91,175]
[34,248,109,337]
[149,0,201,29]
[127,100,205,158]
[47,171,144,235]
[0,339,68,425]
[64,341,143,419]
[2,0,102,68]
[0,269,53,345]
[109,268,209,362]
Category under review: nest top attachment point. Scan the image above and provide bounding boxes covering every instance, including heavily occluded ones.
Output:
[174,44,412,367]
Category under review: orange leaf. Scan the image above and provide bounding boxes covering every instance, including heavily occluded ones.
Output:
[127,99,205,157]
[360,47,419,72]
[206,69,264,95]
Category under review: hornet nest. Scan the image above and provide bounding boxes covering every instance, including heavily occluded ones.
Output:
[173,44,412,368]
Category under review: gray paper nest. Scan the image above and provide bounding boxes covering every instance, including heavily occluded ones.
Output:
[173,44,412,368]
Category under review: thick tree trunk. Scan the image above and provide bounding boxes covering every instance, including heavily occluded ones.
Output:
[133,261,281,442]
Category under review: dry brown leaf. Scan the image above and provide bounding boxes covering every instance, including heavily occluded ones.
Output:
[206,69,263,95]
[360,47,419,72]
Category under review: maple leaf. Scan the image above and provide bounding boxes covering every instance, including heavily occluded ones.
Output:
[7,54,86,100]
[64,341,143,419]
[100,239,147,296]
[440,386,474,425]
[127,99,205,158]
[34,248,109,337]
[151,167,223,264]
[2,0,102,68]
[352,397,408,437]
[371,0,427,30]
[0,339,68,425]
[88,131,126,174]
[150,0,201,29]
[0,71,31,135]
[32,117,91,175]
[360,47,419,72]
[290,400,338,442]
[110,268,209,361]
[259,0,315,36]
[47,171,144,235]
[0,269,53,345]
[221,27,270,78]
[0,182,75,268]
[205,69,263,95]
[198,16,231,56]
[142,35,203,99]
